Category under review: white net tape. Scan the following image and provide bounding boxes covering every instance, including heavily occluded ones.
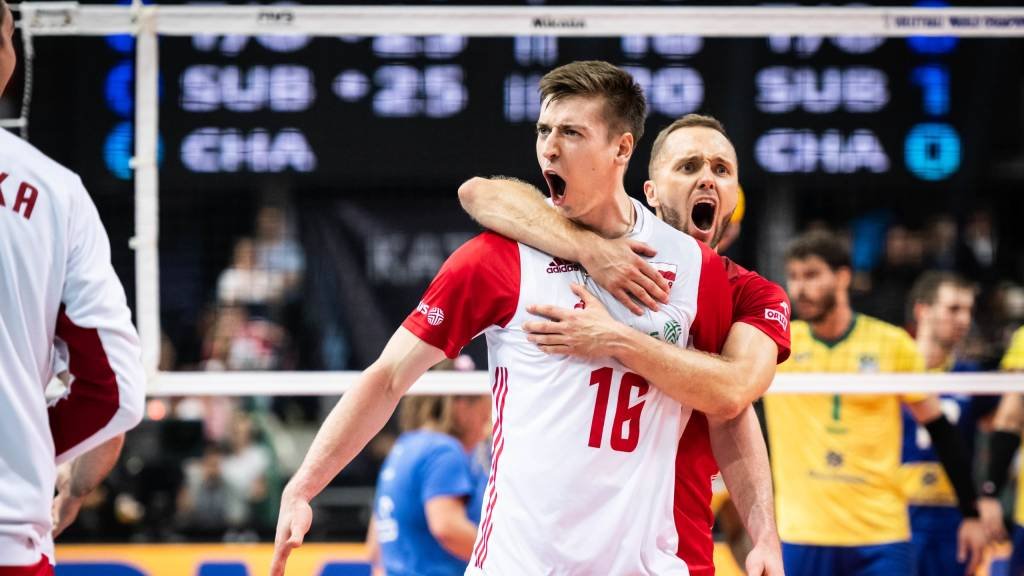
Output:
[10,3,1024,397]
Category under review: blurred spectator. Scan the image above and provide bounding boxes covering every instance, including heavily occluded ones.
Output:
[253,205,305,298]
[201,305,289,371]
[217,237,288,309]
[924,215,958,271]
[221,412,277,535]
[957,208,998,286]
[855,225,927,325]
[177,443,247,538]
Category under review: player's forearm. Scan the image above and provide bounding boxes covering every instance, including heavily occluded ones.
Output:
[611,329,747,418]
[285,362,405,502]
[458,176,592,262]
[710,408,781,550]
[60,434,125,498]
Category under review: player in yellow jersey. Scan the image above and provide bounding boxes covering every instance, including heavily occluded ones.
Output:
[978,325,1024,575]
[765,230,987,576]
[900,271,995,576]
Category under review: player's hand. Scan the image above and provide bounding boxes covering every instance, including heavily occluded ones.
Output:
[51,462,83,538]
[744,540,785,576]
[957,517,987,575]
[978,496,1008,542]
[577,236,669,315]
[524,284,619,360]
[270,490,313,576]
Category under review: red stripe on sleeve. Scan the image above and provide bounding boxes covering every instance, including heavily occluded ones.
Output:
[49,306,121,458]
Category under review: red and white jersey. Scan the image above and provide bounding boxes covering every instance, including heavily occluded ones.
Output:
[674,258,792,576]
[404,199,732,575]
[0,129,145,566]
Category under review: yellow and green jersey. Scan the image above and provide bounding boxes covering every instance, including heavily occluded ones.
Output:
[765,314,926,546]
[1000,326,1024,525]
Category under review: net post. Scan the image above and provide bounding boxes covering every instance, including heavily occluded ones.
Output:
[133,5,161,381]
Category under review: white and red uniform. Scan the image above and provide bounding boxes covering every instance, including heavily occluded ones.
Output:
[403,200,732,575]
[674,258,792,576]
[0,129,146,569]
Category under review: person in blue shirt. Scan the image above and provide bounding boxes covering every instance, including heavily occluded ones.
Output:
[368,370,490,576]
[900,271,997,576]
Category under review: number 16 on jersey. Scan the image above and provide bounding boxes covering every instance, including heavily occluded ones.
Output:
[588,367,649,453]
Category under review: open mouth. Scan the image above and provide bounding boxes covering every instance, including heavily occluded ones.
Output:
[544,171,567,204]
[691,200,716,232]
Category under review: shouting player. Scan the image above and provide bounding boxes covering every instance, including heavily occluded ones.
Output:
[272,61,737,575]
[458,113,790,575]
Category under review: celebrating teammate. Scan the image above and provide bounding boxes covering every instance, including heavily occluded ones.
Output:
[458,113,790,575]
[272,61,736,575]
[0,1,146,572]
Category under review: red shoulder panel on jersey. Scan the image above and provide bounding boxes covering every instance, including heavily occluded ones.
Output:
[724,257,792,364]
[402,232,520,358]
[689,240,733,355]
[49,307,121,460]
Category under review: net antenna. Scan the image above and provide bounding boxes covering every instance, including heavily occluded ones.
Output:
[11,2,1024,396]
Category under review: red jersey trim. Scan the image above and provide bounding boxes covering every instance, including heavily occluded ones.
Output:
[49,306,121,458]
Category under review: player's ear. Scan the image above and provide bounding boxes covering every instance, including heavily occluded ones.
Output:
[643,180,659,209]
[836,266,853,292]
[614,131,634,165]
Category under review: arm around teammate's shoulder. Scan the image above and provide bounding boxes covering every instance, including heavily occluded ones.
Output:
[271,327,447,576]
[51,180,145,465]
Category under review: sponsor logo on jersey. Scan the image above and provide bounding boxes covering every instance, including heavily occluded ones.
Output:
[546,257,581,274]
[427,307,445,326]
[663,320,682,345]
[764,307,789,331]
[650,261,677,289]
[826,450,844,468]
[794,351,813,363]
[416,301,445,326]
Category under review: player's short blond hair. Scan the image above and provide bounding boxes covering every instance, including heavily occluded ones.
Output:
[539,60,647,143]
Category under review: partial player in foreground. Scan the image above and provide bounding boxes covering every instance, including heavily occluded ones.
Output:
[0,1,146,572]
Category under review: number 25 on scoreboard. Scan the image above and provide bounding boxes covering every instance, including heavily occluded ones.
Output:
[588,367,649,453]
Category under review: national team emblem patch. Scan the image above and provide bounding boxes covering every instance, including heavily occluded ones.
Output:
[427,307,445,326]
[650,262,677,290]
[858,354,879,373]
[663,320,681,344]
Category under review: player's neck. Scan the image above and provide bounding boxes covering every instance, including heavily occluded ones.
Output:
[580,187,635,239]
[810,304,854,343]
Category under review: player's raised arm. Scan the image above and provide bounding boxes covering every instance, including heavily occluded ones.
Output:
[271,327,446,576]
[458,176,668,314]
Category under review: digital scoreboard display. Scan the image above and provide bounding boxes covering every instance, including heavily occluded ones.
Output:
[81,12,994,195]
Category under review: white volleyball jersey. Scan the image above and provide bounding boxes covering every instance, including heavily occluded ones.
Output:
[403,199,732,575]
[0,128,145,566]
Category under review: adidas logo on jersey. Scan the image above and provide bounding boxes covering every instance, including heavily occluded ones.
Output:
[546,257,580,274]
